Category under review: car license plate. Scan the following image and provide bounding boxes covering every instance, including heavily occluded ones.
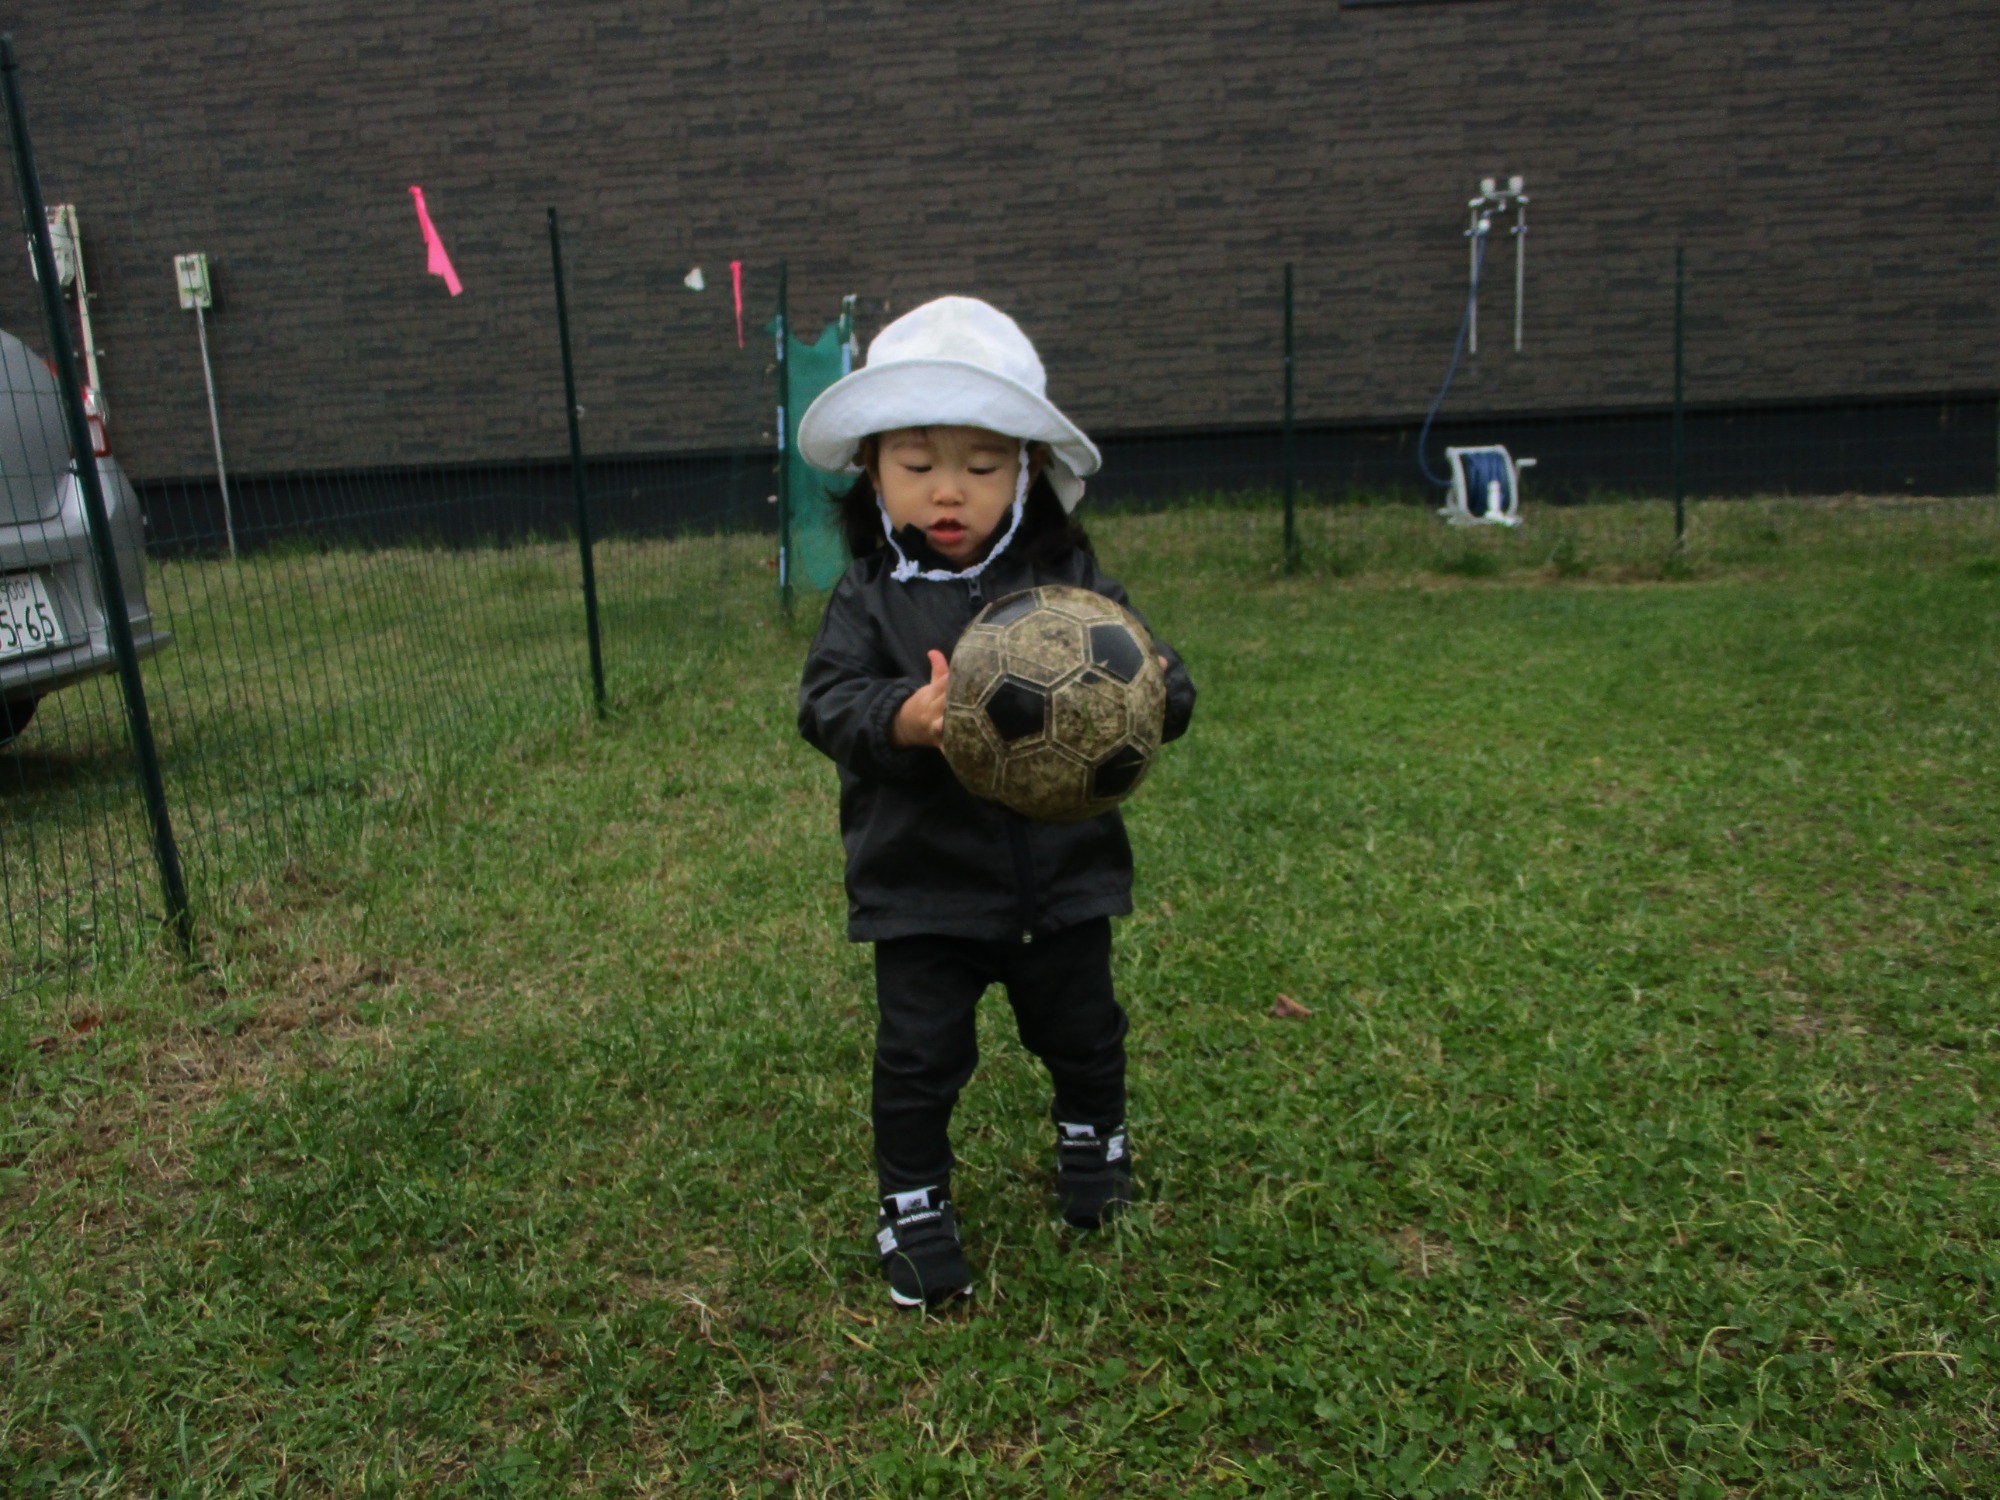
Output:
[0,572,65,662]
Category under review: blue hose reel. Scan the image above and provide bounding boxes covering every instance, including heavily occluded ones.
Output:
[1419,177,1536,527]
[1440,445,1536,527]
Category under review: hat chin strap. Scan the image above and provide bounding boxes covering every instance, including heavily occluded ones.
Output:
[882,441,1031,584]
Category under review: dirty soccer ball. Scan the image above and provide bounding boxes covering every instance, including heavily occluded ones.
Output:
[942,585,1167,823]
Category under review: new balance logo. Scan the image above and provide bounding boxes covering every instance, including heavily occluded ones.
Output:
[1059,1123,1127,1161]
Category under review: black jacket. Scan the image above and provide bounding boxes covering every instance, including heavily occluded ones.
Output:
[798,531,1197,943]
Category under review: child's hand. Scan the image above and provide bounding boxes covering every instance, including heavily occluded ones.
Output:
[891,650,950,749]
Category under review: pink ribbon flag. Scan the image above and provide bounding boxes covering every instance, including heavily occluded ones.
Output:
[730,260,744,348]
[408,186,464,297]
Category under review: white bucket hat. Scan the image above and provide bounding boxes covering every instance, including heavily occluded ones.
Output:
[797,295,1101,512]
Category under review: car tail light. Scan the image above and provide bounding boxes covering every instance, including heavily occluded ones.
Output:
[37,358,112,458]
[83,386,108,457]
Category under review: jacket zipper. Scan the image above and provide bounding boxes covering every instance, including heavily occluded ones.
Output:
[1006,814,1037,939]
[966,571,1032,934]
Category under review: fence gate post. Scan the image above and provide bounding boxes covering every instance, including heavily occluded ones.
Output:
[774,260,793,614]
[2,35,192,949]
[1282,262,1298,574]
[547,207,606,717]
[1673,246,1687,544]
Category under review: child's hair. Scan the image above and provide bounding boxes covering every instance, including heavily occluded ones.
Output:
[832,437,1094,567]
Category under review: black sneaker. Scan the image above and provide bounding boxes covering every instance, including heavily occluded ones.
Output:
[1055,1122,1133,1228]
[876,1186,973,1309]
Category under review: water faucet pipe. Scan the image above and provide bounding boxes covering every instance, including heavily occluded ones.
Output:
[1465,179,1529,354]
[1511,194,1528,352]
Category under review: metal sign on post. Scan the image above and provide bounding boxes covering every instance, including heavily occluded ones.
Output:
[174,251,236,561]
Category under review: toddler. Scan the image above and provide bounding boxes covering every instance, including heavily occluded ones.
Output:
[796,296,1196,1307]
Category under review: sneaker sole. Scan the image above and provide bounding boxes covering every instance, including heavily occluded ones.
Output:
[1057,1174,1133,1229]
[888,1283,973,1309]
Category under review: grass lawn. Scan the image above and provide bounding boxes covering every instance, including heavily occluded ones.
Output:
[0,527,767,987]
[3,498,1998,1495]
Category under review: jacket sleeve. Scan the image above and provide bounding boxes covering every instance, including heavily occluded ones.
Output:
[1081,559,1197,744]
[798,572,947,785]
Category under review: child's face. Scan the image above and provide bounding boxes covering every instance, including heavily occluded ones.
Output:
[869,425,1029,567]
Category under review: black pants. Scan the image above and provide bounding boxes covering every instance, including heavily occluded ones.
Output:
[872,917,1128,1194]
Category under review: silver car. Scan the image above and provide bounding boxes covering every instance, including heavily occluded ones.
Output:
[0,327,168,746]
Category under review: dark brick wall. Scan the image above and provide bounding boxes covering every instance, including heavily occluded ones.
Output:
[0,1,1993,482]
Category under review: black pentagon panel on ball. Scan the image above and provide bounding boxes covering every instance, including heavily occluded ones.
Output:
[1091,744,1149,801]
[984,676,1048,742]
[978,590,1042,629]
[1088,623,1146,684]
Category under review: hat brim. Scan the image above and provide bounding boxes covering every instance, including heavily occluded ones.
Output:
[797,358,1100,512]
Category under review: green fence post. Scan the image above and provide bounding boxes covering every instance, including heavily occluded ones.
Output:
[2,35,191,950]
[1282,263,1298,574]
[1673,246,1686,545]
[775,260,793,614]
[547,207,605,717]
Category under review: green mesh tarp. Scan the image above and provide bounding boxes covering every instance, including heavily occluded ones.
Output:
[783,321,852,591]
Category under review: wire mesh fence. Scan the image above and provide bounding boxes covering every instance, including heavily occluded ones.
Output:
[1087,397,2000,585]
[1085,251,1998,582]
[1,47,1995,991]
[0,73,795,994]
